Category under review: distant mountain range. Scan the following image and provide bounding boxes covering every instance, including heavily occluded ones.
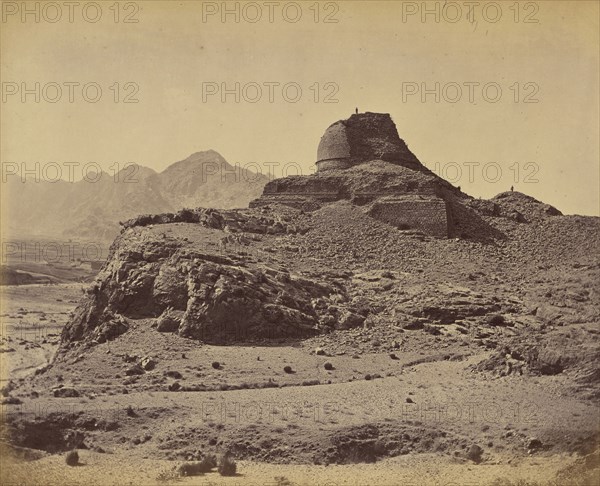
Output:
[1,151,269,242]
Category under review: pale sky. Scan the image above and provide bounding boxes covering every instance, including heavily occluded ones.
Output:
[1,0,598,215]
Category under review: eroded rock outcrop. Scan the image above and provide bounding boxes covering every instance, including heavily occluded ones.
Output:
[60,211,358,346]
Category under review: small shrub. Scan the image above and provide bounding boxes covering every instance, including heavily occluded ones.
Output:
[283,365,293,373]
[467,444,483,463]
[212,361,221,369]
[177,462,200,477]
[423,324,441,335]
[487,314,506,326]
[218,453,237,476]
[324,362,334,370]
[165,370,183,379]
[65,450,79,466]
[200,454,217,470]
[177,455,216,476]
[2,396,21,404]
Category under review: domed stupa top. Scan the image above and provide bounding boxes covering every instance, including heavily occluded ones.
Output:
[316,112,422,172]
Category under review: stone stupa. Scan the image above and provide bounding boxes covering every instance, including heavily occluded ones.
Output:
[250,111,462,237]
[315,112,422,172]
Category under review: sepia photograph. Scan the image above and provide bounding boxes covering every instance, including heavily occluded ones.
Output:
[0,1,599,485]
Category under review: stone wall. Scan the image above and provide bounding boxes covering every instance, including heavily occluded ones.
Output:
[367,196,451,237]
[260,177,345,197]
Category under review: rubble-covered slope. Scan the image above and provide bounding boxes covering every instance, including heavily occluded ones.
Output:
[58,180,598,367]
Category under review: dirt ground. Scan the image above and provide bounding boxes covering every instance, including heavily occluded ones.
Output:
[0,283,83,379]
[2,329,599,485]
[1,202,599,485]
[2,450,584,486]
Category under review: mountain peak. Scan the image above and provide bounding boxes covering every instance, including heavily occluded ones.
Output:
[186,149,227,162]
[161,150,229,175]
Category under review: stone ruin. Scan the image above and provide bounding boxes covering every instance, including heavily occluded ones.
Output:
[250,112,459,237]
[55,112,538,349]
[367,196,452,239]
[316,112,422,172]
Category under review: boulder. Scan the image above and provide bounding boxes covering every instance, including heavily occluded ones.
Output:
[336,311,365,330]
[467,444,483,463]
[93,315,128,343]
[52,387,80,398]
[140,357,157,371]
[156,308,183,333]
[125,364,145,376]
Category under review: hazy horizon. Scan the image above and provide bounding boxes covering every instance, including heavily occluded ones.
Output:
[1,1,598,216]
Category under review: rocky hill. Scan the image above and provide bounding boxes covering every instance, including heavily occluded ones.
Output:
[3,113,599,484]
[55,113,598,376]
[57,187,599,355]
